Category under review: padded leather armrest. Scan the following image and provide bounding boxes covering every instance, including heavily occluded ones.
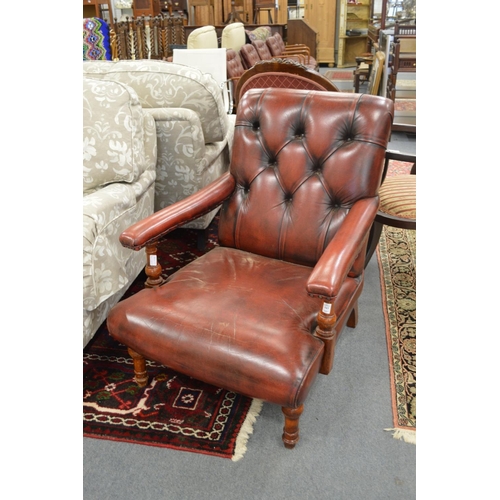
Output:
[306,198,379,299]
[119,172,236,250]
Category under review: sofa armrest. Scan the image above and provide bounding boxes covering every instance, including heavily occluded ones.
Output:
[83,182,142,310]
[306,198,379,300]
[119,172,236,250]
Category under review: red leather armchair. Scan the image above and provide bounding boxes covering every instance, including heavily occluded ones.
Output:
[107,89,394,449]
[234,59,339,108]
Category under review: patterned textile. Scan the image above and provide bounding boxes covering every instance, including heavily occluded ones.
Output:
[83,18,112,61]
[83,77,157,347]
[245,26,272,43]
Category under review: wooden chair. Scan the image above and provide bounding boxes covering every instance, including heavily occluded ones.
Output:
[112,15,186,60]
[366,50,385,95]
[353,53,373,93]
[106,88,395,449]
[189,0,215,25]
[224,0,245,23]
[365,150,416,265]
[234,59,339,108]
[253,0,276,24]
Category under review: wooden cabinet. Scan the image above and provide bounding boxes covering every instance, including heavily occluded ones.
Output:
[133,0,161,17]
[302,0,336,66]
[337,0,371,68]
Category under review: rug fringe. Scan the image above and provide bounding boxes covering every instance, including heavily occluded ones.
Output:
[384,428,416,445]
[232,399,264,461]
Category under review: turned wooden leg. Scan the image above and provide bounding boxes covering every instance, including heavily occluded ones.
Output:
[128,348,149,387]
[282,405,304,449]
[347,302,359,328]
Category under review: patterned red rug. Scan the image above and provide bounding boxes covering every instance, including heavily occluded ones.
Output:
[83,219,263,461]
[324,70,354,81]
[394,99,416,111]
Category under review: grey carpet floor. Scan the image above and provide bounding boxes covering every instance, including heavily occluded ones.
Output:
[83,252,416,500]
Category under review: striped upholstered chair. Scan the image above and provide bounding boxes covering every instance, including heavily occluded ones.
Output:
[365,150,416,264]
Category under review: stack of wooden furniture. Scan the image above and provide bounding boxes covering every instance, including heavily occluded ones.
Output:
[113,15,187,60]
[387,23,416,132]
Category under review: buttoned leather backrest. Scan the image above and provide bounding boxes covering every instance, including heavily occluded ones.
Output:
[252,39,273,60]
[218,89,394,267]
[226,49,246,79]
[265,33,283,57]
[239,43,262,69]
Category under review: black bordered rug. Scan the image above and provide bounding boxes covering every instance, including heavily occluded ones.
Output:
[83,221,263,461]
[378,225,416,444]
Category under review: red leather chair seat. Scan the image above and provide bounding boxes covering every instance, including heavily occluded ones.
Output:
[108,245,362,407]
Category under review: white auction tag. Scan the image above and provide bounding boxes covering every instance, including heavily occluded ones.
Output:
[322,303,332,314]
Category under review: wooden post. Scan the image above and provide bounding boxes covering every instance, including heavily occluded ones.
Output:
[314,301,337,375]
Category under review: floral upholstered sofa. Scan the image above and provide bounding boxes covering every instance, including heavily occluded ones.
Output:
[83,60,235,231]
[83,76,157,347]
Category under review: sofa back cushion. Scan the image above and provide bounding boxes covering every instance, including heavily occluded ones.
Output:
[83,77,148,195]
[83,60,228,144]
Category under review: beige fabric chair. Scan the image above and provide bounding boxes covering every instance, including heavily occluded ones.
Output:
[187,25,218,49]
[83,76,157,347]
[221,22,246,52]
[83,60,235,233]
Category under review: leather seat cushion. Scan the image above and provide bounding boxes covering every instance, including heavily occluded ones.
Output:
[108,246,358,408]
[378,175,416,220]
